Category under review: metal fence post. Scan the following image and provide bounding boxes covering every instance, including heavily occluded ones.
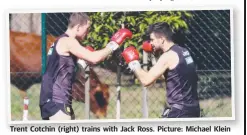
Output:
[142,51,149,118]
[85,66,90,119]
[41,13,47,75]
[116,64,121,119]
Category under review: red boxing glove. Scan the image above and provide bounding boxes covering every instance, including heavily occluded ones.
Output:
[107,28,132,51]
[122,46,141,71]
[142,41,153,52]
[111,28,132,45]
[85,46,94,52]
[122,46,139,63]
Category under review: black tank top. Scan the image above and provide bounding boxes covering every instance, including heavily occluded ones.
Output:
[164,45,199,107]
[40,34,77,106]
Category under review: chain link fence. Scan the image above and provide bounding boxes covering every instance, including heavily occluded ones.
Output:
[184,10,231,117]
[10,13,42,120]
[10,9,232,120]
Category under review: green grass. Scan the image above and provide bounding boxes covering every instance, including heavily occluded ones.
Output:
[10,84,232,121]
[199,97,232,117]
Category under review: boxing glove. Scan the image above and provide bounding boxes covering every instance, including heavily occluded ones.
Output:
[106,28,132,51]
[142,40,153,52]
[85,46,94,52]
[78,46,95,69]
[122,46,141,71]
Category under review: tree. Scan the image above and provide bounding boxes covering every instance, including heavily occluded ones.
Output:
[81,11,193,72]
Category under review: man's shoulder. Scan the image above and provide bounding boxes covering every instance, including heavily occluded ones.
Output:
[165,49,178,58]
[57,36,76,46]
[58,36,74,42]
[159,51,177,63]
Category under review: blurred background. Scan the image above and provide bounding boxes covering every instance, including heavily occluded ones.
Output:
[9,10,232,120]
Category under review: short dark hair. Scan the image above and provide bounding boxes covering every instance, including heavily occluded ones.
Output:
[145,22,174,42]
[68,12,90,28]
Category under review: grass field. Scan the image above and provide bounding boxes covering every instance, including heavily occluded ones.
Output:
[10,83,232,121]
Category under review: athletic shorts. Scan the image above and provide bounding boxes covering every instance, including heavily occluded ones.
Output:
[40,101,75,120]
[161,104,200,118]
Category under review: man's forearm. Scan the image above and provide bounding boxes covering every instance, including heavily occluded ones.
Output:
[134,68,151,86]
[92,48,112,63]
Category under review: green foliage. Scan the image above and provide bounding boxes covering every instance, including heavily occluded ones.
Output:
[82,11,193,53]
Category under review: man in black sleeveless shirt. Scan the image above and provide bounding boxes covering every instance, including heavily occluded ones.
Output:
[40,13,132,120]
[121,22,200,118]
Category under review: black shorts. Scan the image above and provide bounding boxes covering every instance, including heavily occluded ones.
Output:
[161,104,200,118]
[40,101,75,120]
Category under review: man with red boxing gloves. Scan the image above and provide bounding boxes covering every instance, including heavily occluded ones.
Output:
[40,12,132,120]
[122,22,200,118]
